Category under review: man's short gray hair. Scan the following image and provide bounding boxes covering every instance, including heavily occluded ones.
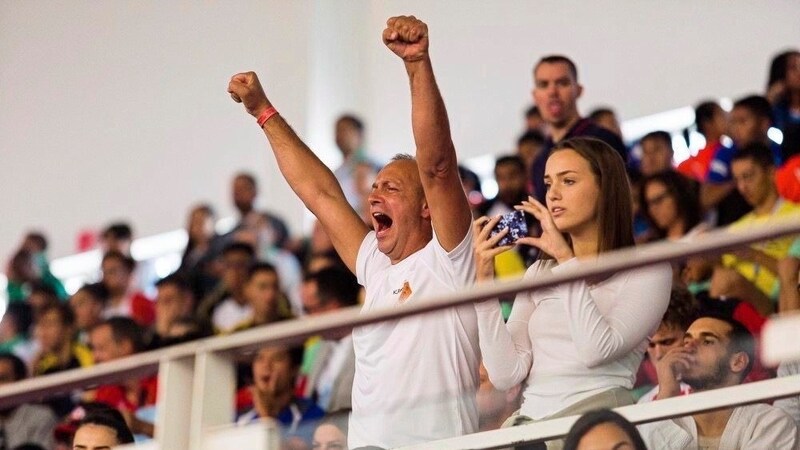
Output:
[391,153,415,161]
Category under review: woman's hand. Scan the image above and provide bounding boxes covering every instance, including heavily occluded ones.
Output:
[515,196,574,264]
[472,216,514,283]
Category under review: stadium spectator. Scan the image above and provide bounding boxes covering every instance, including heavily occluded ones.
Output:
[564,409,646,450]
[197,242,256,333]
[99,251,155,327]
[588,107,623,139]
[150,273,195,347]
[0,353,58,449]
[333,114,381,221]
[72,407,135,448]
[69,283,108,345]
[638,170,705,242]
[638,131,675,176]
[233,262,293,331]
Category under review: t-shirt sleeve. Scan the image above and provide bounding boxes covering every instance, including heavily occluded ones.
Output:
[433,227,476,288]
[552,259,673,368]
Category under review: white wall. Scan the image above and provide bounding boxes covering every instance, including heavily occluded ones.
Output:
[2,0,799,259]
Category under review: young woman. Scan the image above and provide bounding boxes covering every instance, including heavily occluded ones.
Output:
[473,137,672,426]
[639,170,706,242]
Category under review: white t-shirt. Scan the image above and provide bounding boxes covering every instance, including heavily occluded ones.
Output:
[476,257,672,419]
[212,297,253,333]
[349,230,480,449]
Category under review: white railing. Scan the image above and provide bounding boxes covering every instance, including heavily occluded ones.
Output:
[2,215,800,448]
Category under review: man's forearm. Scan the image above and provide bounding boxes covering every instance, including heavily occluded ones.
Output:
[261,115,347,213]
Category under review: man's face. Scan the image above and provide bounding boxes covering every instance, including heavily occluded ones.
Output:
[367,159,431,263]
[639,137,673,176]
[156,284,191,328]
[680,317,739,390]
[731,158,774,208]
[495,162,527,204]
[335,119,362,158]
[70,290,103,331]
[34,309,69,353]
[301,279,323,315]
[221,250,253,296]
[729,106,768,147]
[647,323,685,362]
[232,176,257,215]
[72,423,119,449]
[101,258,131,295]
[533,62,582,128]
[252,346,296,396]
[245,270,279,316]
[89,324,131,364]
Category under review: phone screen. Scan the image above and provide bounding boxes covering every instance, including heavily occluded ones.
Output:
[490,210,528,246]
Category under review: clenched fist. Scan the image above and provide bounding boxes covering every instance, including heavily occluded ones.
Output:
[228,71,271,117]
[382,16,429,62]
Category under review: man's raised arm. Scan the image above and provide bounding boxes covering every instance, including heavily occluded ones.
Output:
[228,72,368,272]
[383,16,472,252]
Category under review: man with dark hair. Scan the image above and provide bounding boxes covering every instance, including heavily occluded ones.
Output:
[516,129,546,176]
[228,16,480,447]
[300,267,360,413]
[198,242,257,333]
[86,317,154,437]
[151,273,195,347]
[678,101,730,183]
[730,95,780,163]
[588,106,622,138]
[479,155,528,218]
[100,250,154,327]
[640,315,797,448]
[639,131,674,176]
[0,302,35,364]
[530,55,628,200]
[69,283,108,345]
[73,407,135,447]
[238,345,324,448]
[524,104,546,133]
[334,114,380,219]
[710,143,800,315]
[230,172,290,249]
[100,222,133,255]
[637,288,699,402]
[0,353,58,449]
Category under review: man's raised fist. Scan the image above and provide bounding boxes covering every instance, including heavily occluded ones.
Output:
[227,71,270,117]
[382,16,429,63]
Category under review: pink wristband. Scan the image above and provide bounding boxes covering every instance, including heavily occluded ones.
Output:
[257,107,278,127]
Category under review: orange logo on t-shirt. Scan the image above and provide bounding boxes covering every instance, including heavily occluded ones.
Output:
[398,281,412,303]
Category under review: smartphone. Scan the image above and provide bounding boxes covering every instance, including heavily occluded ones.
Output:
[490,210,529,247]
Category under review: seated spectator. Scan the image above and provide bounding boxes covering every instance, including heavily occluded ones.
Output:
[100,251,155,327]
[197,242,256,333]
[0,302,36,365]
[638,170,705,242]
[332,114,381,223]
[479,155,529,218]
[237,345,324,447]
[32,303,93,417]
[299,267,359,414]
[233,262,293,331]
[72,407,135,448]
[477,363,521,432]
[710,144,800,315]
[85,317,155,437]
[26,282,60,319]
[638,315,797,449]
[766,49,800,137]
[524,104,547,134]
[0,353,58,449]
[637,287,698,402]
[312,418,349,450]
[774,360,800,426]
[150,274,195,348]
[564,409,646,450]
[516,130,546,186]
[68,283,108,345]
[638,130,674,176]
[179,203,219,301]
[99,222,133,256]
[5,232,67,303]
[588,107,623,139]
[678,101,731,183]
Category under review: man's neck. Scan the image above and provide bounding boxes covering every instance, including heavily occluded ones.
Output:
[693,407,734,439]
[753,191,780,215]
[550,115,582,143]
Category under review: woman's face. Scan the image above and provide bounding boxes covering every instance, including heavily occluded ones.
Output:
[188,208,213,241]
[544,149,600,237]
[576,422,636,450]
[644,180,679,232]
